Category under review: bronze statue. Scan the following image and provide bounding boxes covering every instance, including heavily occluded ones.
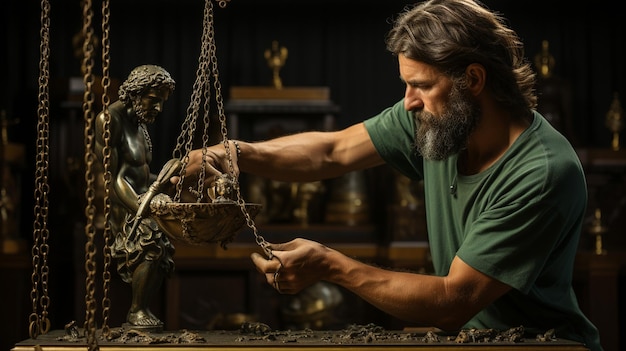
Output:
[95,64,176,330]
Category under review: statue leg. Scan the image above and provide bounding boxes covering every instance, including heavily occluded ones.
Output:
[126,258,165,327]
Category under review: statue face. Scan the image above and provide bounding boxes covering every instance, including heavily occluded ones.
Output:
[134,86,171,124]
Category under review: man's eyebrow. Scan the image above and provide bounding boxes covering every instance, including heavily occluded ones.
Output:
[399,76,413,84]
[402,77,423,86]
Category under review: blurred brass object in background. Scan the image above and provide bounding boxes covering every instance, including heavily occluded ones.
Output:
[605,92,624,151]
[587,208,608,255]
[325,171,370,226]
[280,281,344,330]
[388,171,428,242]
[293,181,325,227]
[534,40,555,79]
[0,110,26,254]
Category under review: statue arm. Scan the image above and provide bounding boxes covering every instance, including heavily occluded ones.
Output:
[96,106,142,213]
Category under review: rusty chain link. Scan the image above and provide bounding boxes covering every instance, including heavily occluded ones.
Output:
[100,0,113,339]
[216,0,231,8]
[81,0,99,349]
[172,1,210,203]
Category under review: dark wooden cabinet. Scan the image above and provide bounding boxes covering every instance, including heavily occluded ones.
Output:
[0,253,31,351]
[574,148,626,351]
[573,251,625,351]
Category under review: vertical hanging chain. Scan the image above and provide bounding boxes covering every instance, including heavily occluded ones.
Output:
[206,1,273,258]
[29,0,52,339]
[172,0,212,202]
[99,0,113,339]
[168,0,271,256]
[195,0,215,200]
[81,0,99,349]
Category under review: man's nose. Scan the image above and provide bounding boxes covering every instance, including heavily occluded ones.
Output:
[404,93,423,111]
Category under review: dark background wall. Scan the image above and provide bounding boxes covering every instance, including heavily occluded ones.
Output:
[2,0,625,159]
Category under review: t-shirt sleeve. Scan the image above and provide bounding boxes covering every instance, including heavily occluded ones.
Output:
[364,99,423,179]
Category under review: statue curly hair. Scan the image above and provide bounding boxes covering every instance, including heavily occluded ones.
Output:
[118,64,175,105]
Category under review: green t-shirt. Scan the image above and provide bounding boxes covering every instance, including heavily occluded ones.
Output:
[364,99,602,351]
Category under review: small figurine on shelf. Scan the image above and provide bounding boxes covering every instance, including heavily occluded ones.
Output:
[605,92,624,151]
[587,208,608,255]
[534,40,555,78]
[264,40,288,89]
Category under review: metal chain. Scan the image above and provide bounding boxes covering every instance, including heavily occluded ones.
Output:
[27,0,238,343]
[81,0,99,349]
[172,0,212,202]
[169,0,274,257]
[170,0,272,256]
[196,0,216,201]
[206,0,273,258]
[216,0,231,8]
[100,0,113,338]
[29,0,52,339]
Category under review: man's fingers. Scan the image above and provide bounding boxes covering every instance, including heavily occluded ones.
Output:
[268,238,303,252]
[251,251,283,273]
[250,252,266,273]
[204,161,223,177]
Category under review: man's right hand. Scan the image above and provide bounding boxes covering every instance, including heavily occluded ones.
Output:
[170,140,240,185]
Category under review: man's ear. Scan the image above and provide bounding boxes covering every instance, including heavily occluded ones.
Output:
[465,63,486,95]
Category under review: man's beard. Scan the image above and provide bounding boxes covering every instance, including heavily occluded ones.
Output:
[414,84,480,161]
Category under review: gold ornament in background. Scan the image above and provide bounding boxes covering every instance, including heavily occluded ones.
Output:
[325,171,370,226]
[264,40,288,89]
[587,208,608,255]
[534,40,555,78]
[605,92,624,151]
[293,181,325,227]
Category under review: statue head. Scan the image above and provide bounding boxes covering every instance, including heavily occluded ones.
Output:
[118,65,175,106]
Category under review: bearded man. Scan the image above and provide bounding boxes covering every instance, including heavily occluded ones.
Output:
[179,0,601,350]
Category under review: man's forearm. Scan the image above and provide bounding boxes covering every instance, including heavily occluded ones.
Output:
[236,123,383,182]
[237,131,342,182]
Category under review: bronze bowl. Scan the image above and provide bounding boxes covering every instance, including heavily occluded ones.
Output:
[150,194,261,246]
